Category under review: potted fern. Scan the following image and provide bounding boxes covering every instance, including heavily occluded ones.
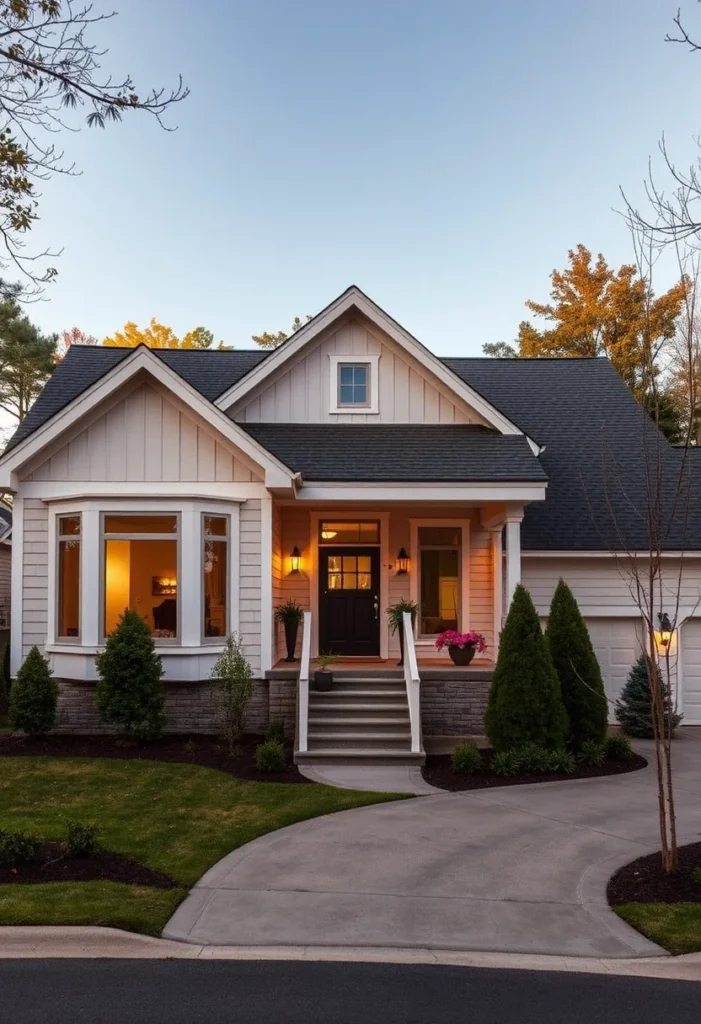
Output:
[386,599,418,666]
[274,600,304,663]
[314,652,337,692]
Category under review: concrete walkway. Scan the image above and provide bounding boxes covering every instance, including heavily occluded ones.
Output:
[164,734,701,958]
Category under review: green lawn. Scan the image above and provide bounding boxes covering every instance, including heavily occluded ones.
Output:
[614,904,701,955]
[0,756,404,935]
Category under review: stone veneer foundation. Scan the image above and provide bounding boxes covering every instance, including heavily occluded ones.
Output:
[54,678,297,738]
[420,673,491,736]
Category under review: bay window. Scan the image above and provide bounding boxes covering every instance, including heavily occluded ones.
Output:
[57,515,81,639]
[203,514,229,639]
[102,514,179,640]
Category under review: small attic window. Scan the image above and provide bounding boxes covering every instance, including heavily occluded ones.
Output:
[329,353,380,414]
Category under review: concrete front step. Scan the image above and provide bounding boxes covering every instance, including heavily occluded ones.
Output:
[309,715,409,727]
[308,701,408,712]
[295,748,426,766]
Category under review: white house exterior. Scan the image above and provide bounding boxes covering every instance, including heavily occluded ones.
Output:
[1,286,700,761]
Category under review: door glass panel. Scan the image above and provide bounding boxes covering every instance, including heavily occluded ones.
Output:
[357,574,371,589]
[342,573,358,589]
[342,556,357,572]
[328,572,342,590]
[357,556,371,573]
[328,555,341,571]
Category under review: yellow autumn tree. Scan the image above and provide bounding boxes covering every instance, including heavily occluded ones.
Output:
[514,245,687,399]
[103,320,216,349]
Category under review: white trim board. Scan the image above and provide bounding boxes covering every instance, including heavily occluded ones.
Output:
[215,286,539,448]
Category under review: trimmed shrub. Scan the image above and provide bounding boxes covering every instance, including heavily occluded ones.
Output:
[266,718,286,744]
[577,740,606,768]
[211,633,254,755]
[96,609,165,741]
[0,829,41,865]
[604,733,633,761]
[545,749,576,775]
[9,646,58,736]
[491,750,521,776]
[545,580,608,749]
[615,654,682,739]
[485,584,568,751]
[255,738,286,773]
[66,821,100,858]
[516,744,552,774]
[451,742,482,774]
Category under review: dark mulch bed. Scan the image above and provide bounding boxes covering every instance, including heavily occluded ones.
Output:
[0,842,178,888]
[608,842,701,906]
[0,732,309,784]
[422,749,647,792]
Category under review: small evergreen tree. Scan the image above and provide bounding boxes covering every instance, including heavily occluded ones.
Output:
[9,646,58,735]
[485,583,568,751]
[211,633,254,755]
[546,579,608,748]
[615,654,682,739]
[96,609,165,740]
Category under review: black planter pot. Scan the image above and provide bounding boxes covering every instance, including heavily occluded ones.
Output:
[448,644,475,667]
[314,670,333,692]
[283,620,299,663]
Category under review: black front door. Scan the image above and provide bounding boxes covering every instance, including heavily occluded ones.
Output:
[319,547,380,656]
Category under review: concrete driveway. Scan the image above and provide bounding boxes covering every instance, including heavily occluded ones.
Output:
[164,733,701,957]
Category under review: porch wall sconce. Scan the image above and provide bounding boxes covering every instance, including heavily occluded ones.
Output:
[657,611,673,648]
[396,547,410,575]
[290,546,301,575]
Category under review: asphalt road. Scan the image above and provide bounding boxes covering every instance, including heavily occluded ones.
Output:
[0,960,698,1024]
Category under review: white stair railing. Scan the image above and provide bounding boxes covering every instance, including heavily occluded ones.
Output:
[297,610,312,753]
[402,611,422,754]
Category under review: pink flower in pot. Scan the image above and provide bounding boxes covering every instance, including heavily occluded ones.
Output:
[435,630,487,666]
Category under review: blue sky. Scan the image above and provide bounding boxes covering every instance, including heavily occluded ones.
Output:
[24,0,701,354]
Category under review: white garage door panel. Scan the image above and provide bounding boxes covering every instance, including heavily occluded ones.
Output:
[585,618,644,722]
[681,621,701,725]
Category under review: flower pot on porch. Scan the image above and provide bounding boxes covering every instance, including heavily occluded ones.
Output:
[448,644,476,667]
[284,620,299,663]
[313,670,334,692]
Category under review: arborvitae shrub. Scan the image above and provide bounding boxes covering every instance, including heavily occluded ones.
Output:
[9,645,57,736]
[96,609,165,741]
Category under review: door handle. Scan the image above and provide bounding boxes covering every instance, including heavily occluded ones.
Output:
[373,597,379,618]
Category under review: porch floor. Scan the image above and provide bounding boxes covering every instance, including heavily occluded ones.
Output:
[267,657,494,681]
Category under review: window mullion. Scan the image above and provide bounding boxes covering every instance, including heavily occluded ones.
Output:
[82,509,100,646]
[180,509,200,646]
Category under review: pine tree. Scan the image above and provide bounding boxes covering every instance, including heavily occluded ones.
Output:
[615,654,682,739]
[96,609,165,740]
[485,583,568,751]
[9,646,58,735]
[546,580,608,748]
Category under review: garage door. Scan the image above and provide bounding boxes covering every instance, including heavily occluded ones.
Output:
[681,620,701,724]
[585,618,645,722]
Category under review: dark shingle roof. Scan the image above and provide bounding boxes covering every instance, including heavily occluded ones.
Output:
[5,345,701,552]
[240,424,546,482]
[5,346,270,452]
[443,357,701,551]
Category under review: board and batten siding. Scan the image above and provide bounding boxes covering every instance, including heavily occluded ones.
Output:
[23,383,263,484]
[231,316,489,426]
[22,498,48,656]
[239,499,262,675]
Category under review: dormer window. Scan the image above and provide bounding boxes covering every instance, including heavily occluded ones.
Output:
[329,353,380,414]
[338,364,368,406]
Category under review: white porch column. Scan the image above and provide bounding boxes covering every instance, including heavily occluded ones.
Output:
[504,515,522,612]
[490,526,503,652]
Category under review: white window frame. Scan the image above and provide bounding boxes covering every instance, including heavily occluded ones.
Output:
[409,518,471,644]
[328,353,380,415]
[201,512,231,644]
[101,512,182,645]
[54,512,82,644]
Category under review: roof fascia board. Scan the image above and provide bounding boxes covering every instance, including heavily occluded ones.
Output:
[215,286,537,444]
[0,345,294,489]
[295,481,547,503]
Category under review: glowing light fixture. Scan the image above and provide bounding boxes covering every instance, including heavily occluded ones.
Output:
[321,529,337,540]
[290,546,301,574]
[396,547,410,575]
[657,611,673,648]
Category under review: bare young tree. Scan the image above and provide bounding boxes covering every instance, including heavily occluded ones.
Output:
[0,1,188,291]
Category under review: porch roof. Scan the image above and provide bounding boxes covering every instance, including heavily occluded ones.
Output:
[239,423,547,482]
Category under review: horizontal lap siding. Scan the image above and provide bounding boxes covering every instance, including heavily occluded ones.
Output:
[24,384,263,483]
[240,500,262,674]
[22,499,48,655]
